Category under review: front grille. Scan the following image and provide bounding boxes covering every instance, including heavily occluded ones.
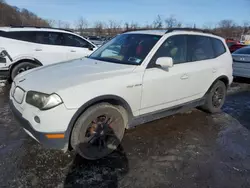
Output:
[13,87,25,104]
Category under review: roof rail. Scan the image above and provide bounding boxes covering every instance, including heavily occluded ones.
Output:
[122,28,166,33]
[8,25,73,33]
[166,27,214,35]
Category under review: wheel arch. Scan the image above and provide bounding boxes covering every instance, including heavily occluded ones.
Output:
[65,95,133,148]
[9,58,43,76]
[206,75,229,94]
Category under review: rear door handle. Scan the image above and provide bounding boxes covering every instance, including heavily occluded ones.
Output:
[181,74,189,80]
[35,48,42,51]
[71,50,76,52]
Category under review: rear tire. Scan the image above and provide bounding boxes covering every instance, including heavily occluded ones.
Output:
[10,61,39,81]
[70,103,127,160]
[201,80,226,113]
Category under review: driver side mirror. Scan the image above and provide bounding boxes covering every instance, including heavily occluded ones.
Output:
[156,57,173,69]
[88,44,94,51]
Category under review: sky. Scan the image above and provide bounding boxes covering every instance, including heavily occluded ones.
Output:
[6,0,250,28]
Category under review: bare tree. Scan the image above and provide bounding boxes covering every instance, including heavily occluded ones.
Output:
[124,22,129,31]
[93,21,105,36]
[202,22,214,30]
[76,17,88,36]
[46,19,56,27]
[152,15,163,29]
[165,15,182,28]
[0,1,49,27]
[107,20,121,36]
[217,19,237,38]
[165,15,176,28]
[57,20,70,29]
[130,22,139,30]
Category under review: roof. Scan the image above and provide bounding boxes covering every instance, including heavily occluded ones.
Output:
[125,30,167,36]
[124,28,223,40]
[0,27,73,34]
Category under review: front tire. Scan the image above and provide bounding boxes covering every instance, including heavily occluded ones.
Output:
[11,61,39,80]
[70,103,127,160]
[201,80,226,113]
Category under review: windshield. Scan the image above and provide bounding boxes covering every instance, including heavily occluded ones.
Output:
[89,34,161,65]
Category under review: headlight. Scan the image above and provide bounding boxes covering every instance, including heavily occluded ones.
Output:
[26,91,63,110]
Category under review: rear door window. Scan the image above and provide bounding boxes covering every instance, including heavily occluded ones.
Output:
[35,32,64,46]
[212,38,226,57]
[3,31,36,43]
[187,35,214,62]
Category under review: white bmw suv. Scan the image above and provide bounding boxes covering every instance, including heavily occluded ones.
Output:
[0,27,97,80]
[10,29,233,160]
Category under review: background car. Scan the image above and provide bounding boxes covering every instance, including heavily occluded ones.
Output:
[86,36,105,46]
[232,46,250,78]
[226,38,246,53]
[0,26,97,80]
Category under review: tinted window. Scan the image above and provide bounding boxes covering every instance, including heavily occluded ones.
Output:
[35,32,64,45]
[188,35,214,62]
[226,41,236,48]
[63,34,89,48]
[3,31,36,43]
[88,36,100,40]
[233,47,250,55]
[150,35,187,65]
[212,38,226,57]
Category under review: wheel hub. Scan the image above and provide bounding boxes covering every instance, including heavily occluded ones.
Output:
[86,115,115,150]
[212,87,224,108]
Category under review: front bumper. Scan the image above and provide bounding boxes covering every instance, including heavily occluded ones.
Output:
[9,99,68,150]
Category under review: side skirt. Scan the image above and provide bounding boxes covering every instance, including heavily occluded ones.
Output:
[128,98,205,128]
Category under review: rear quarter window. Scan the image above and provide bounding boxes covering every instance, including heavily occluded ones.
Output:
[212,38,226,57]
[0,31,36,43]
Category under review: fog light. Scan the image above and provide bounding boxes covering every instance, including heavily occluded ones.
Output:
[34,116,40,123]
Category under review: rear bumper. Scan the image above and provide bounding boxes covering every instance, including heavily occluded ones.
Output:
[9,99,68,150]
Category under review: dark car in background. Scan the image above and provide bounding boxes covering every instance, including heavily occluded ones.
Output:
[226,38,246,53]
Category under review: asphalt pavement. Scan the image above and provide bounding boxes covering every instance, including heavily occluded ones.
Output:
[1,80,250,188]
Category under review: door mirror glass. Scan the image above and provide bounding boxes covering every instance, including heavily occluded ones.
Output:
[156,57,173,69]
[88,44,94,51]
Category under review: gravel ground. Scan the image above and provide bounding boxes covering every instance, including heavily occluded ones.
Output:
[1,81,250,188]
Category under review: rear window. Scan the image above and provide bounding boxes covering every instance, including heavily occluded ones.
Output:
[1,31,36,43]
[233,47,250,55]
[212,38,226,57]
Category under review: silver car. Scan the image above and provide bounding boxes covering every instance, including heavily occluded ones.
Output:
[232,46,250,78]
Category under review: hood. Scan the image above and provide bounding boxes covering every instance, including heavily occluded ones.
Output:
[14,58,136,93]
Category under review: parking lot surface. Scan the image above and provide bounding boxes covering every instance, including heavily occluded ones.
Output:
[1,81,250,188]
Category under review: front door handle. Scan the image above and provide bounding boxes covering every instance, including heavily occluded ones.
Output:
[71,50,76,52]
[35,48,42,51]
[181,74,189,80]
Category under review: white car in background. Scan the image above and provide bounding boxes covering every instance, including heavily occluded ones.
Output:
[232,46,250,78]
[0,27,97,80]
